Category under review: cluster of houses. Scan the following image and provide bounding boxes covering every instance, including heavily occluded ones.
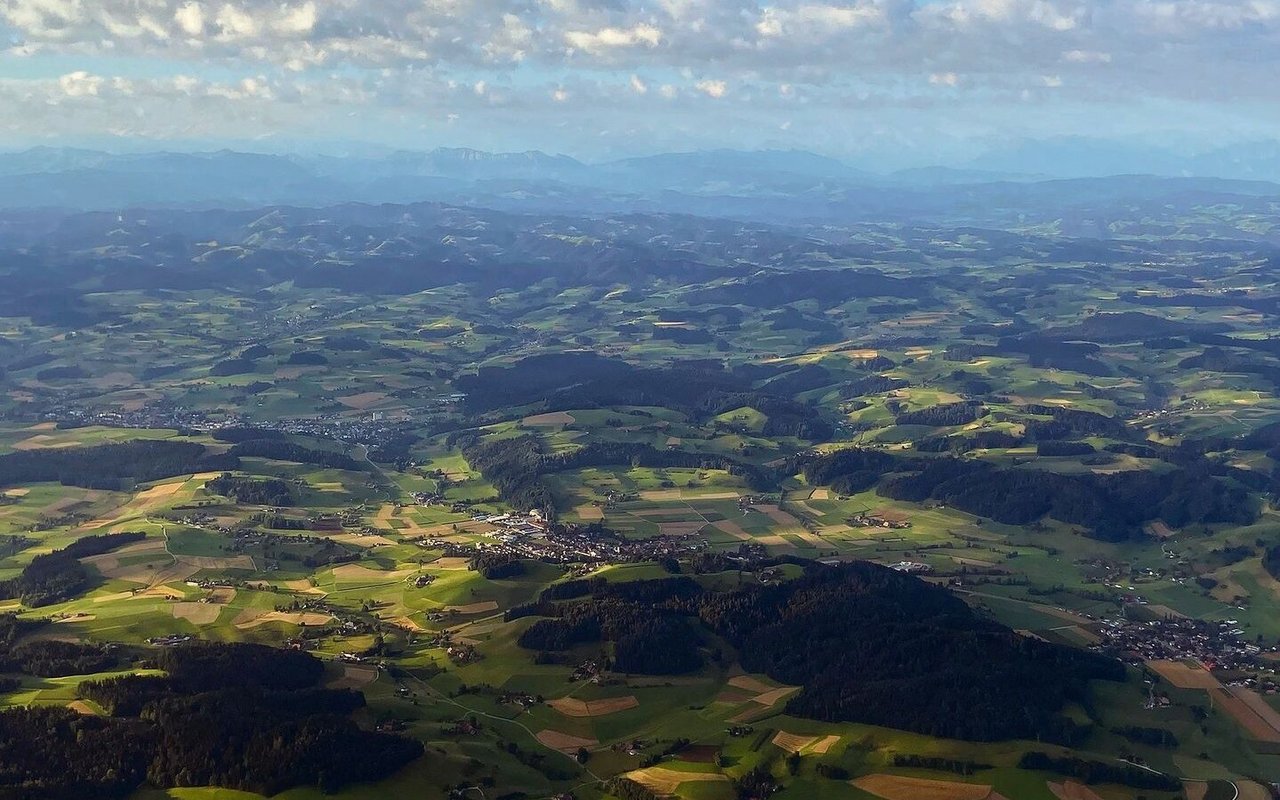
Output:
[1095,616,1271,670]
[890,561,933,574]
[849,512,912,530]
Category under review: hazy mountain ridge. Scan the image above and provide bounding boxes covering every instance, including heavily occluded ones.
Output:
[3,143,1280,224]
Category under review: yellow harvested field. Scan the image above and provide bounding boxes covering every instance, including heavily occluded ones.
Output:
[327,664,379,690]
[1147,660,1222,690]
[234,611,333,629]
[183,555,255,570]
[711,520,753,540]
[54,614,96,623]
[729,675,774,694]
[845,349,880,360]
[333,533,397,548]
[445,601,499,614]
[84,478,193,528]
[853,774,1006,800]
[138,585,186,600]
[1146,520,1175,538]
[658,521,707,536]
[67,701,99,716]
[1183,782,1208,800]
[92,591,137,604]
[12,434,82,450]
[625,767,727,795]
[753,686,799,707]
[431,557,471,570]
[549,695,639,717]
[1237,780,1272,800]
[751,504,801,527]
[573,503,604,521]
[337,392,387,409]
[281,579,326,595]
[172,602,221,624]
[1144,604,1186,620]
[207,587,237,604]
[810,735,840,754]
[523,411,575,426]
[2,488,30,497]
[535,730,598,752]
[1048,782,1105,800]
[81,538,166,573]
[809,488,830,500]
[772,731,817,753]
[330,564,415,581]
[1217,688,1280,743]
[1232,687,1280,732]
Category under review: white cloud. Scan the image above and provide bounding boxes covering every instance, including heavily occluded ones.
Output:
[929,72,960,86]
[1063,48,1110,63]
[213,4,261,40]
[694,78,726,97]
[59,70,103,97]
[174,2,205,37]
[756,3,885,38]
[565,23,662,54]
[629,74,648,93]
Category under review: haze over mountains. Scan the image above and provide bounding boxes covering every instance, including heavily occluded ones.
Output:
[7,138,1280,222]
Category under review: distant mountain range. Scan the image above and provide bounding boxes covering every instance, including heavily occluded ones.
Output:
[2,141,1280,220]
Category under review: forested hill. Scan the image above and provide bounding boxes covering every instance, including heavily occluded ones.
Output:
[701,562,1125,743]
[801,448,1257,541]
[515,562,1124,744]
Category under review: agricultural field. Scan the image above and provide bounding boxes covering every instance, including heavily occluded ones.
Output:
[7,197,1280,798]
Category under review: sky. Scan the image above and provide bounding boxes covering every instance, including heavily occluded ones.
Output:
[0,0,1277,163]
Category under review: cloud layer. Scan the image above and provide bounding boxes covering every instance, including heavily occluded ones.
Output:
[0,0,1276,159]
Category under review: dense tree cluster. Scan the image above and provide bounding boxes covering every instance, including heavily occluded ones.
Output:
[468,552,525,579]
[802,448,1254,541]
[0,532,146,607]
[0,441,237,491]
[458,434,774,514]
[517,577,705,675]
[226,440,362,471]
[697,562,1123,743]
[210,427,287,444]
[455,353,830,440]
[894,402,987,428]
[0,639,120,678]
[1022,405,1131,441]
[1110,725,1178,748]
[205,474,294,507]
[514,565,1119,742]
[0,643,421,799]
[1017,752,1181,790]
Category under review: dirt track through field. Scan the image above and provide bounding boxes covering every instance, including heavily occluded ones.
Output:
[853,774,1006,800]
[172,602,221,624]
[535,730,598,752]
[1147,660,1222,689]
[548,695,639,717]
[1047,781,1105,800]
[233,611,333,629]
[327,664,379,689]
[625,768,727,794]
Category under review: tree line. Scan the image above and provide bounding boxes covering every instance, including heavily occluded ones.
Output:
[0,440,237,491]
[0,642,422,799]
[0,532,145,607]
